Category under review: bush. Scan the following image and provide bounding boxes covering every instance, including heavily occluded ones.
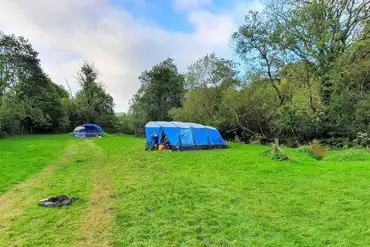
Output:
[307,139,327,160]
[233,135,242,143]
[273,150,288,161]
[321,137,347,148]
[354,132,370,148]
[281,137,300,148]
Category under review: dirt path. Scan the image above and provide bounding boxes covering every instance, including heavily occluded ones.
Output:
[0,142,78,233]
[75,140,114,247]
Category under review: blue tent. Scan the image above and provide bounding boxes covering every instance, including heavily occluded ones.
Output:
[145,121,228,151]
[73,124,103,138]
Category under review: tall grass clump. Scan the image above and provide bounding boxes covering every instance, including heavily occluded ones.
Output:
[307,139,327,160]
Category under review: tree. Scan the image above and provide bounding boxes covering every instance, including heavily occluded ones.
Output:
[234,0,369,104]
[75,62,115,128]
[326,30,370,140]
[130,58,184,135]
[170,87,220,124]
[0,5,369,143]
[232,11,286,104]
[171,54,243,138]
[231,0,370,144]
[0,31,40,95]
[0,31,120,136]
[1,31,70,133]
[186,53,238,90]
[273,0,369,103]
[115,113,135,135]
[222,79,280,140]
[0,91,25,136]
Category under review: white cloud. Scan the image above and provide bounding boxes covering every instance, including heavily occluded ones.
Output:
[0,0,263,112]
[189,11,234,46]
[173,0,212,11]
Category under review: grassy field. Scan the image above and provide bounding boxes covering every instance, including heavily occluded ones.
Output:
[0,135,71,194]
[1,135,370,246]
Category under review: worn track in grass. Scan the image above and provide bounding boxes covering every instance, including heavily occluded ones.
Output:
[76,141,113,247]
[0,143,78,234]
[0,139,113,246]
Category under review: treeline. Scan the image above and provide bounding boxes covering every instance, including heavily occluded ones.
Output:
[1,0,369,147]
[0,32,116,136]
[127,0,370,147]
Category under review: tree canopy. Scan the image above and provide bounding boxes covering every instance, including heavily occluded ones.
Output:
[0,32,117,136]
[129,58,184,135]
[1,0,369,147]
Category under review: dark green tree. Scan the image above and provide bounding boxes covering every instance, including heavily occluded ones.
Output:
[232,0,370,144]
[130,58,184,135]
[1,31,70,133]
[75,62,116,131]
[234,0,369,104]
[171,54,241,137]
[0,31,40,95]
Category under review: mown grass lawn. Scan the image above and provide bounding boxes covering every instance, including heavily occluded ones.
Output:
[1,135,370,246]
[0,135,71,194]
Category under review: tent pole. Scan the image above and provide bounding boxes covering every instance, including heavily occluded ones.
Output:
[190,126,199,150]
[172,122,181,150]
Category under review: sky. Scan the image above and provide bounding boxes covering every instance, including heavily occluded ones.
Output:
[0,0,264,112]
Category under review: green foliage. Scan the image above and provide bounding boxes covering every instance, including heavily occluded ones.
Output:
[307,139,327,160]
[75,62,115,125]
[1,0,370,143]
[115,113,135,135]
[230,0,370,143]
[185,53,238,92]
[354,132,370,148]
[171,54,244,139]
[0,92,25,136]
[233,134,242,143]
[354,98,370,134]
[95,114,118,133]
[0,32,118,136]
[273,150,287,161]
[170,87,220,124]
[321,137,349,149]
[130,58,184,135]
[0,31,67,133]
